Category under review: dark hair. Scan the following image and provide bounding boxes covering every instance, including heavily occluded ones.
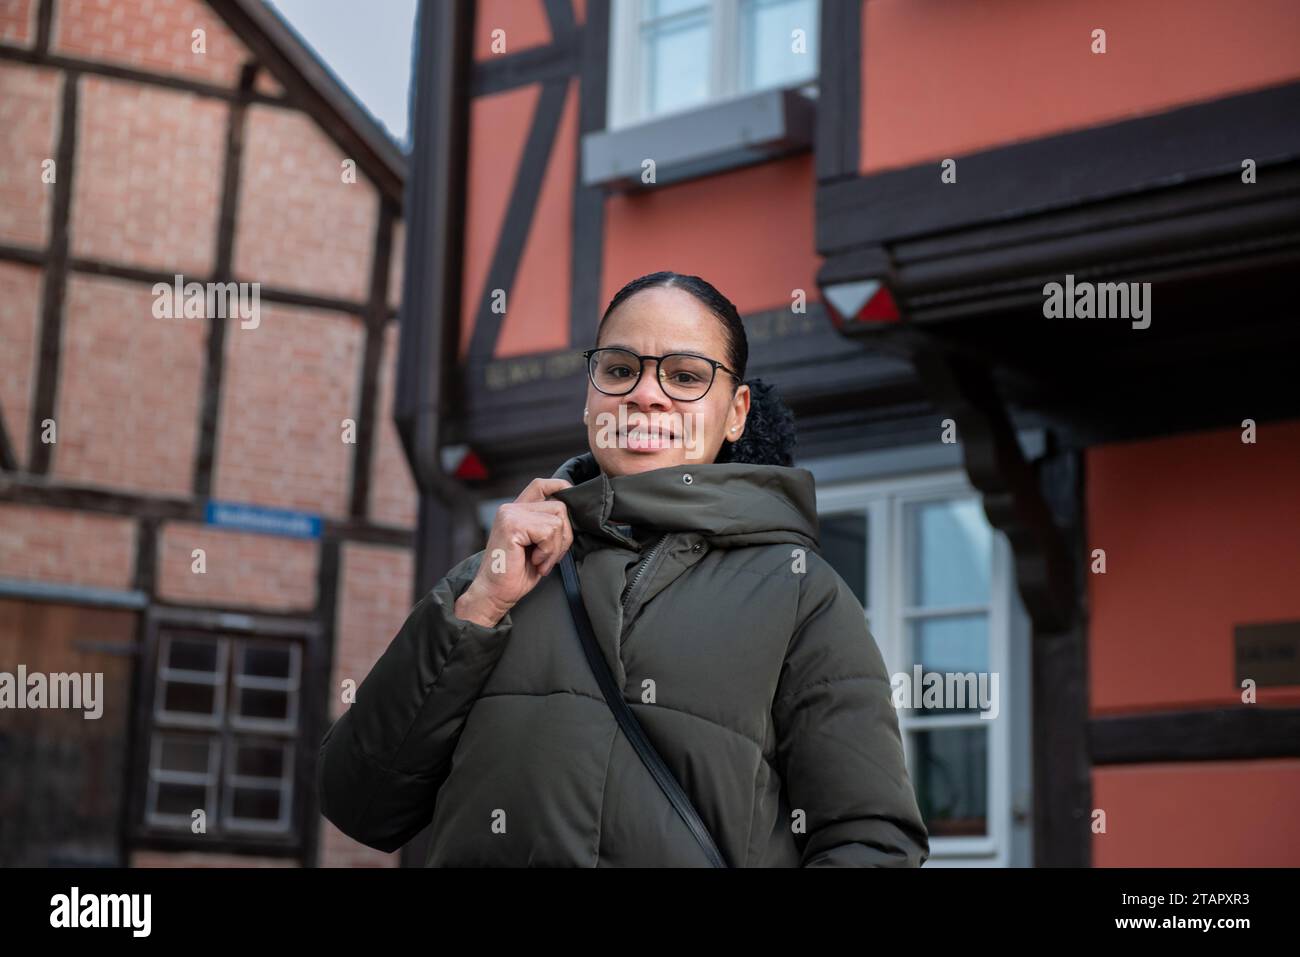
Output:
[597,271,796,466]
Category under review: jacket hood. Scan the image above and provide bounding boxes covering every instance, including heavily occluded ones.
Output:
[548,452,819,551]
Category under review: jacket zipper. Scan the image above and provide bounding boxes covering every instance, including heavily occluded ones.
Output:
[621,533,669,608]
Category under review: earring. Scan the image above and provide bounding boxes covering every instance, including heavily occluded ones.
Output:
[583,407,588,423]
[730,426,738,432]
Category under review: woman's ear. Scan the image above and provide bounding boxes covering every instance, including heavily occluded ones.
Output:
[726,383,751,442]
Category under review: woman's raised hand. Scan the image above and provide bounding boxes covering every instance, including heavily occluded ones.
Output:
[454,478,574,627]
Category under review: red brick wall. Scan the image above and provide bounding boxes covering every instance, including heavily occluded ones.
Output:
[369,321,418,528]
[53,0,252,88]
[317,541,414,867]
[1,0,415,871]
[213,303,364,517]
[0,261,43,465]
[330,542,414,722]
[0,63,60,249]
[52,273,207,494]
[130,850,301,867]
[234,105,379,303]
[253,68,283,98]
[72,75,226,274]
[155,522,318,611]
[0,0,36,45]
[0,503,136,589]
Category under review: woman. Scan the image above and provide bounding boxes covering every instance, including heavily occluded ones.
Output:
[317,271,930,867]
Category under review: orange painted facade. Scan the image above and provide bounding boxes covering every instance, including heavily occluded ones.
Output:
[860,0,1300,173]
[1093,760,1300,867]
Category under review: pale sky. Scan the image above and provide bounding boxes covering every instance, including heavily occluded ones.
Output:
[264,0,419,148]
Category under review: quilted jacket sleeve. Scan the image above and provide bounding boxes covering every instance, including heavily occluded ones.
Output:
[772,555,930,867]
[317,552,512,853]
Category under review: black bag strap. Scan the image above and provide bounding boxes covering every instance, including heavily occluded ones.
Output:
[558,551,729,868]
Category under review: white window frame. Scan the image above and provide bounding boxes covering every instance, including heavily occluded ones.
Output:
[608,0,820,130]
[816,468,1030,867]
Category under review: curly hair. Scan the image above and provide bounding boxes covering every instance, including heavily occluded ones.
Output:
[598,272,797,468]
[714,378,797,467]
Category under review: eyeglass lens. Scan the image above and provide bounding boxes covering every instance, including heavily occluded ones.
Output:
[589,348,716,400]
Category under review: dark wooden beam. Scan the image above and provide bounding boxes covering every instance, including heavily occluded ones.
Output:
[27,68,77,474]
[1091,707,1300,765]
[814,0,860,182]
[1033,617,1092,867]
[895,342,1078,630]
[818,79,1300,253]
[193,64,254,499]
[0,242,45,267]
[0,43,285,105]
[34,0,53,54]
[70,256,370,314]
[470,31,580,96]
[569,0,608,350]
[348,199,398,518]
[0,400,17,471]
[132,517,159,597]
[0,476,413,547]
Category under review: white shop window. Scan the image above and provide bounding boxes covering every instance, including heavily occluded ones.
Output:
[816,469,1033,866]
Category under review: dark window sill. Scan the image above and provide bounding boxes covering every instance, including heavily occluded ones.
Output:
[129,827,305,861]
[582,84,818,192]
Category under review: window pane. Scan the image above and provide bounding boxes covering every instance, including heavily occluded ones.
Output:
[161,680,217,718]
[230,787,284,825]
[820,512,868,608]
[912,614,989,673]
[236,687,291,723]
[157,734,214,775]
[645,0,708,19]
[643,16,710,117]
[165,635,219,673]
[239,644,292,680]
[155,782,209,818]
[905,616,991,716]
[234,741,287,780]
[912,727,988,838]
[740,0,819,91]
[906,499,992,608]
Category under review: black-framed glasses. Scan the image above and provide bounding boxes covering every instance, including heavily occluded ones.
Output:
[583,348,740,402]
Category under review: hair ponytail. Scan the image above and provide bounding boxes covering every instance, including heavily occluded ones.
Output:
[715,378,796,467]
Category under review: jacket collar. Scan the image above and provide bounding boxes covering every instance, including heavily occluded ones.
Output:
[549,452,820,551]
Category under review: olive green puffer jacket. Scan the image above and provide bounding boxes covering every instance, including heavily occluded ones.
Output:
[317,453,929,866]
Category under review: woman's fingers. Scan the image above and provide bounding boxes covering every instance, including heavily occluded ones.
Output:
[514,477,573,504]
[478,479,577,606]
[531,501,573,577]
[516,508,566,574]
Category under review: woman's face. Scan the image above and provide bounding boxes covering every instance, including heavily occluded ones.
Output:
[586,286,750,477]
